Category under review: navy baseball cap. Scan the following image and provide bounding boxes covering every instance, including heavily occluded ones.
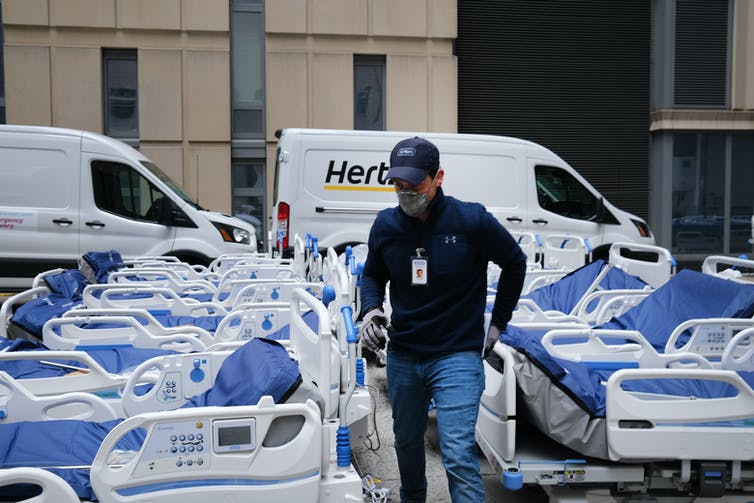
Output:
[387,137,439,186]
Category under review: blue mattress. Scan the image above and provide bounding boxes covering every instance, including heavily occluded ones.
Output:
[0,338,176,378]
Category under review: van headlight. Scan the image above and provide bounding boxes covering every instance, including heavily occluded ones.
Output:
[631,219,652,238]
[212,222,251,244]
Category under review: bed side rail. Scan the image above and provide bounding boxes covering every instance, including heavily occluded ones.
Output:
[0,370,118,422]
[606,368,754,462]
[44,309,210,352]
[290,288,338,419]
[665,318,754,363]
[575,288,652,325]
[213,302,294,343]
[0,350,126,396]
[542,328,711,369]
[609,241,676,288]
[0,467,80,503]
[120,351,232,417]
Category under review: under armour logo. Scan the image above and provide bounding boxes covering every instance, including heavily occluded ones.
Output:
[445,235,457,244]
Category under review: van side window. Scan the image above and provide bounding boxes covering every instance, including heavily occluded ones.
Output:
[535,165,598,221]
[91,160,169,223]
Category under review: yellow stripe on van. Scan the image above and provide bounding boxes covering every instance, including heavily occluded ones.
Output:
[323,185,394,192]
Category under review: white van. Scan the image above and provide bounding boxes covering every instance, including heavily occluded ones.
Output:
[272,128,654,256]
[0,125,257,289]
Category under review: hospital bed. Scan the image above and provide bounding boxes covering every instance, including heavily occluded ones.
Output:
[477,269,754,502]
[0,289,368,502]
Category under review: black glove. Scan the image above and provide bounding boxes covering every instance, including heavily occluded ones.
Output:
[484,324,502,358]
[359,308,387,352]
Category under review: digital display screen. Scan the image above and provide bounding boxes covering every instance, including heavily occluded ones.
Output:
[218,425,251,447]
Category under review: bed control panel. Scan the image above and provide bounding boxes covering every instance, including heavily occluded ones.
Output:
[133,419,210,478]
[687,324,745,356]
[212,418,256,453]
[156,356,212,404]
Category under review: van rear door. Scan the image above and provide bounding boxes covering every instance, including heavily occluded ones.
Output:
[78,153,176,258]
[0,131,81,283]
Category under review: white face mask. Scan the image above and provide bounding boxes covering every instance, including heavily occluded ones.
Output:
[397,190,430,218]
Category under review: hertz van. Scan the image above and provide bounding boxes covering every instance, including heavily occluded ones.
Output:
[0,125,257,289]
[272,128,654,256]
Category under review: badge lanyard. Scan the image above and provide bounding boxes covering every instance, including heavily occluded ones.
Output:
[411,247,429,286]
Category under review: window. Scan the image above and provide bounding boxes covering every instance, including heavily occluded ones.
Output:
[231,0,265,137]
[354,55,385,131]
[665,132,754,255]
[231,160,266,244]
[91,161,168,222]
[535,165,600,221]
[0,2,5,124]
[103,49,138,141]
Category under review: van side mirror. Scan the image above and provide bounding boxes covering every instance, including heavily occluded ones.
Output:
[590,197,606,223]
[158,199,196,228]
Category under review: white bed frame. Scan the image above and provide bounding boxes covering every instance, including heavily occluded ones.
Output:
[43,308,213,351]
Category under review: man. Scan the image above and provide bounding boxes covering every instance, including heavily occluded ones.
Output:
[358,136,527,502]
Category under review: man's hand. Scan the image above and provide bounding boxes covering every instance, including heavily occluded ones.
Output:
[359,308,388,352]
[484,323,502,358]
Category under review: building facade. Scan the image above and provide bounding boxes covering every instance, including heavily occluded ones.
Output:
[1,0,752,259]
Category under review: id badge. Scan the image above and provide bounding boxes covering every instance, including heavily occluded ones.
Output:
[411,256,428,286]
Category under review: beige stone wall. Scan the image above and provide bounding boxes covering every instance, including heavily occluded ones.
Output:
[2,0,232,213]
[265,0,459,189]
[4,45,51,125]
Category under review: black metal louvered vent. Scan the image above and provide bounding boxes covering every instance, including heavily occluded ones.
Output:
[456,0,651,220]
[674,0,729,107]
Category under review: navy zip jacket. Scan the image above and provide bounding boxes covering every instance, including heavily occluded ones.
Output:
[360,188,527,357]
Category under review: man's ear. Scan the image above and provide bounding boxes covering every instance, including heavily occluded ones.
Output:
[434,168,445,187]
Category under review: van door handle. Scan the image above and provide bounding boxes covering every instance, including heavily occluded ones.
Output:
[85,220,106,228]
[506,217,523,223]
[52,218,74,226]
[532,218,549,225]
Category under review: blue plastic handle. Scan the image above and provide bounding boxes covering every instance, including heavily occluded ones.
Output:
[340,305,358,344]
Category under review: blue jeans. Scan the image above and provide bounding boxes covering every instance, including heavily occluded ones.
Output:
[386,349,486,503]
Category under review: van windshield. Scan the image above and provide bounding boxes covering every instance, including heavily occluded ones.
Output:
[140,160,203,210]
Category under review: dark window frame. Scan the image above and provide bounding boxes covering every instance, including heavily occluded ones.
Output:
[230,0,265,138]
[354,54,386,131]
[102,48,139,145]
